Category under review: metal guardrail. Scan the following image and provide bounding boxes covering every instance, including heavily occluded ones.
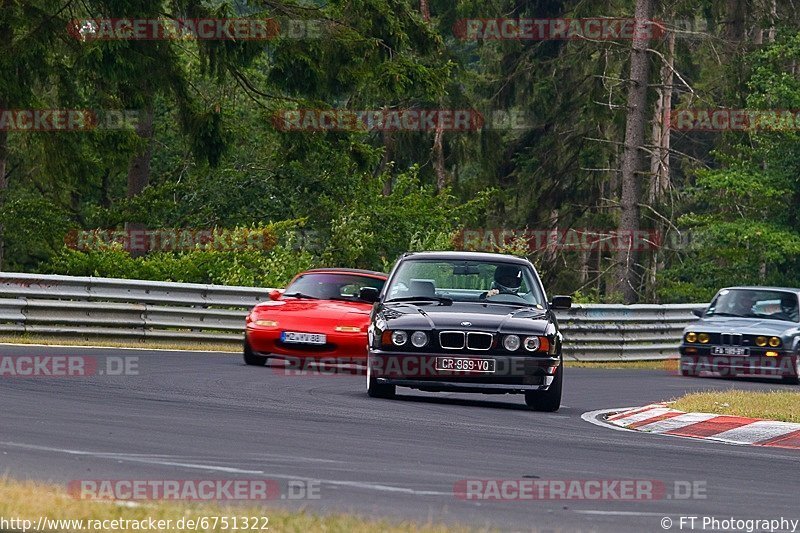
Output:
[0,273,700,361]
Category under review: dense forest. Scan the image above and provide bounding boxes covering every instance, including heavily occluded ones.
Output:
[2,0,799,303]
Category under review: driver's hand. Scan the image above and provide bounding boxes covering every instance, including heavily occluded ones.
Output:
[486,289,500,297]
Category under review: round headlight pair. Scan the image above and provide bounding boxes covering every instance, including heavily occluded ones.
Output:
[502,335,542,352]
[685,333,711,343]
[755,336,781,348]
[391,330,428,347]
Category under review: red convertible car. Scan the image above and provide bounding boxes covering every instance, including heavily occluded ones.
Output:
[244,268,387,366]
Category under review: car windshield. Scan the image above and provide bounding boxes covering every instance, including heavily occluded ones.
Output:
[284,273,385,300]
[385,259,545,307]
[705,289,800,322]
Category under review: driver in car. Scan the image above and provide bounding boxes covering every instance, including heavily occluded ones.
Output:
[485,265,522,297]
[727,291,758,316]
[778,293,799,321]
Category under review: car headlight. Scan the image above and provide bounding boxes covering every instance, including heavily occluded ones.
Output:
[523,336,541,351]
[411,331,428,348]
[698,333,710,344]
[503,335,520,351]
[685,332,697,343]
[255,320,278,327]
[756,336,767,347]
[769,336,782,348]
[391,331,408,346]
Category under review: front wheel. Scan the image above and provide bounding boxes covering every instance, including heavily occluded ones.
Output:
[781,357,800,385]
[525,363,562,412]
[243,339,268,366]
[366,357,395,398]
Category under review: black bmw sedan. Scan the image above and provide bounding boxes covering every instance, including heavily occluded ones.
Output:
[679,286,800,384]
[358,251,572,411]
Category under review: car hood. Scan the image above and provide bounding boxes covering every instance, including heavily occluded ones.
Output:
[690,317,800,337]
[252,298,373,325]
[378,302,552,334]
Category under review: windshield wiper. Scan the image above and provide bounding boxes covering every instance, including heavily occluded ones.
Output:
[283,292,319,299]
[386,296,453,306]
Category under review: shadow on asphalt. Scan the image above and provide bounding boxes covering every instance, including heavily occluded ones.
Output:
[381,391,575,413]
[680,374,798,388]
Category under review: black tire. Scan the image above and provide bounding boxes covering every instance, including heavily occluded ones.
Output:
[243,339,268,366]
[782,357,800,385]
[366,357,395,399]
[525,362,562,412]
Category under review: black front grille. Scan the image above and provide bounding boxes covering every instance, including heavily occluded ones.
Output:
[721,333,742,346]
[467,332,493,350]
[440,331,465,349]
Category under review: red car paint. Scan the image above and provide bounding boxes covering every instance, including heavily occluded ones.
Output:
[245,269,387,361]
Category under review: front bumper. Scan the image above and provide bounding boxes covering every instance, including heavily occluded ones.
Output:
[376,377,554,393]
[246,327,367,360]
[369,349,559,393]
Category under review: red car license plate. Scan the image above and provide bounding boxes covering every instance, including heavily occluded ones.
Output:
[281,331,327,345]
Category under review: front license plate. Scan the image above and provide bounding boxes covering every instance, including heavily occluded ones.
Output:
[281,331,327,345]
[711,346,749,356]
[435,357,495,373]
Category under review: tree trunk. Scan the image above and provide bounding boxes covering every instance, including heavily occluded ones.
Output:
[419,0,430,21]
[649,28,674,204]
[378,130,395,195]
[433,124,446,191]
[126,105,155,199]
[100,169,111,208]
[125,104,155,257]
[767,0,776,43]
[613,0,655,303]
[724,0,746,44]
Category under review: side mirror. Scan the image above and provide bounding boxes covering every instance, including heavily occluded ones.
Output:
[692,307,706,318]
[550,295,572,310]
[268,289,282,301]
[358,287,380,303]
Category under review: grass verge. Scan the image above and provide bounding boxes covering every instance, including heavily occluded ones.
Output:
[671,390,800,423]
[0,335,240,353]
[565,359,676,371]
[0,479,465,533]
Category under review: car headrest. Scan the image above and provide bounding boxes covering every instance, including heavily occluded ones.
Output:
[409,279,436,297]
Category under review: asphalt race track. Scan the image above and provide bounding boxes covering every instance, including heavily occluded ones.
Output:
[1,344,798,532]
